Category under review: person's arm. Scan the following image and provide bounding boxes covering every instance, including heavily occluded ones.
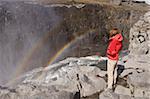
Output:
[107,40,117,56]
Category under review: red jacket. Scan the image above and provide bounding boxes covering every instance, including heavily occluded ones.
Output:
[107,33,123,60]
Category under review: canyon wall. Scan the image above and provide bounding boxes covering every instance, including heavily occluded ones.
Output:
[0,1,146,84]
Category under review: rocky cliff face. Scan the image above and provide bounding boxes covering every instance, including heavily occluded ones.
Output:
[129,11,150,55]
[0,1,145,85]
[0,1,149,99]
[121,8,150,99]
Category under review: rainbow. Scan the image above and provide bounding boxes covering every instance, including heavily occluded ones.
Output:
[8,28,95,85]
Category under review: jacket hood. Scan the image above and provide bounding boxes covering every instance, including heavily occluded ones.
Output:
[111,33,123,41]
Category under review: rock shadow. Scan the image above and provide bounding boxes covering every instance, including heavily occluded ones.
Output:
[117,64,125,76]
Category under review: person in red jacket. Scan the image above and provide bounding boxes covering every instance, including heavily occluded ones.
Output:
[106,28,123,91]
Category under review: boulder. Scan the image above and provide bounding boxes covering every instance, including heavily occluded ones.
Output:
[127,71,150,88]
[110,0,122,5]
[115,85,131,96]
[119,95,132,99]
[134,88,150,98]
[124,55,150,71]
[99,91,119,99]
[0,84,74,99]
[22,57,107,97]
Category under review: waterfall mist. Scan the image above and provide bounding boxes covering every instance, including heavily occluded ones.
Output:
[0,1,60,85]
